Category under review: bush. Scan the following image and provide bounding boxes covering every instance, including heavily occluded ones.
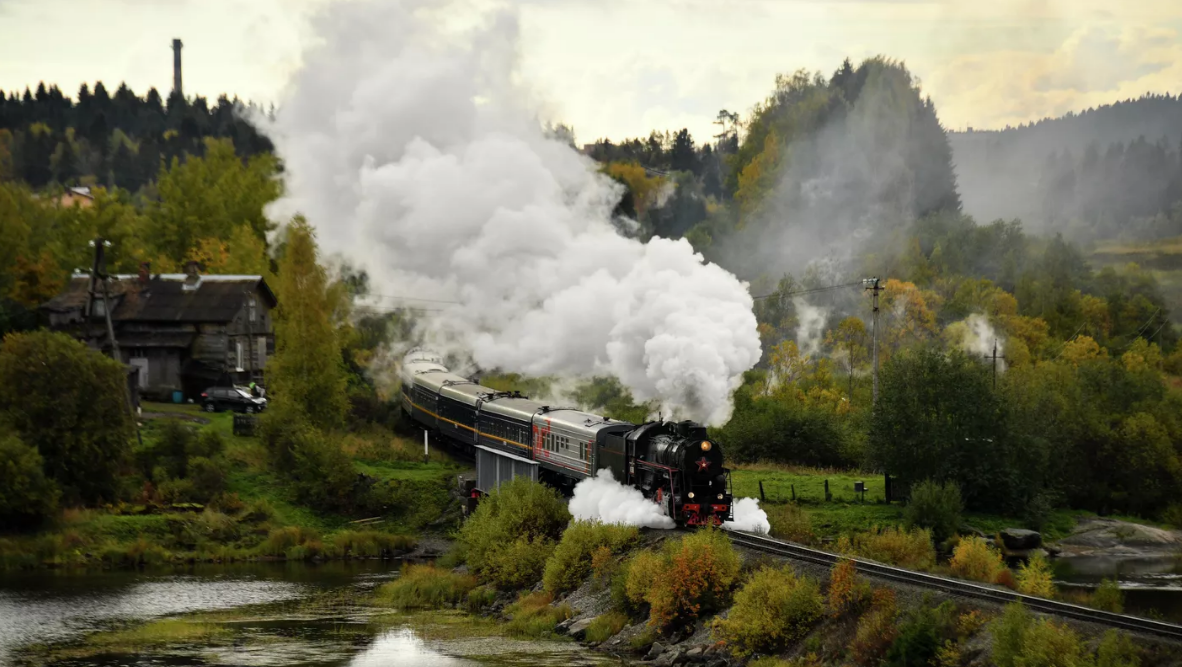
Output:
[149,419,196,479]
[712,565,823,656]
[0,330,132,504]
[841,527,936,571]
[376,564,477,609]
[904,480,963,544]
[949,537,1005,583]
[622,549,663,612]
[189,429,225,459]
[543,521,639,595]
[0,432,59,528]
[991,602,1087,667]
[257,526,321,557]
[504,592,573,638]
[1096,630,1141,667]
[327,530,416,558]
[767,503,815,544]
[187,456,226,502]
[1016,553,1056,598]
[828,559,865,616]
[627,528,742,631]
[850,588,898,667]
[585,611,629,643]
[458,477,571,588]
[465,585,498,613]
[1092,579,1124,614]
[882,601,957,667]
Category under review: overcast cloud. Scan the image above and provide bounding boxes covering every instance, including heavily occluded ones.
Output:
[0,0,1178,140]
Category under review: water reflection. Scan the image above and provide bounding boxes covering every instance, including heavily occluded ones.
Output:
[351,628,478,666]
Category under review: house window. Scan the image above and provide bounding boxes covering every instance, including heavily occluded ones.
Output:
[130,348,146,358]
[92,299,106,318]
[257,336,267,368]
[249,298,257,322]
[236,340,244,371]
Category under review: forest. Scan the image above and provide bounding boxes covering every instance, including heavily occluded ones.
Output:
[2,55,1182,536]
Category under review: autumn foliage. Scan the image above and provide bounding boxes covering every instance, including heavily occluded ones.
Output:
[624,528,741,631]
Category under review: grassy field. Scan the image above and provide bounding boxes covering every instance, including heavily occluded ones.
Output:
[732,462,1105,542]
[1091,236,1182,324]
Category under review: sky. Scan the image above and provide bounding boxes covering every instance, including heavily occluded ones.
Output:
[1,0,1179,144]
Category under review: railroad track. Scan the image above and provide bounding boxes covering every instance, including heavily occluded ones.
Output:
[725,530,1182,641]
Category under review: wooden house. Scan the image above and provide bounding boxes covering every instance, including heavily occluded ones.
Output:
[41,261,277,401]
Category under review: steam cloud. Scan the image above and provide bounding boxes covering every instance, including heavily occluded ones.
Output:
[949,313,1005,370]
[722,497,771,535]
[794,298,829,357]
[569,469,675,530]
[259,0,760,425]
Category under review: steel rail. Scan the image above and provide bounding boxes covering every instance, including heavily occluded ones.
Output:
[725,530,1182,641]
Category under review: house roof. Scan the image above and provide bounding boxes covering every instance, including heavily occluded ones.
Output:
[42,273,277,323]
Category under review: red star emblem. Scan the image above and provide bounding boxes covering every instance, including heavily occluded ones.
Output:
[695,457,711,472]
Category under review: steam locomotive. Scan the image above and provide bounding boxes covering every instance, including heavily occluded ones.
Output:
[400,348,734,526]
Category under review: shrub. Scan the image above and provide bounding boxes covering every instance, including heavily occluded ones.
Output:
[991,602,1087,667]
[504,592,573,638]
[157,477,198,504]
[627,528,742,631]
[543,521,639,595]
[1095,630,1141,667]
[465,585,498,613]
[712,565,823,656]
[1016,553,1056,598]
[0,330,132,504]
[995,568,1018,590]
[376,564,477,609]
[0,432,59,528]
[590,544,616,589]
[845,527,936,571]
[828,559,865,615]
[327,530,416,558]
[257,526,321,557]
[882,601,957,667]
[622,550,663,611]
[767,503,815,544]
[949,537,1005,583]
[904,480,963,544]
[585,611,629,643]
[458,477,571,588]
[850,588,898,667]
[187,456,226,502]
[1092,579,1124,613]
[189,429,225,459]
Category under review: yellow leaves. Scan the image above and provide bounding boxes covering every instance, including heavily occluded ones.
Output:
[769,339,806,387]
[1079,293,1111,338]
[880,279,939,356]
[601,161,665,220]
[7,249,65,307]
[1059,336,1106,366]
[1120,338,1162,373]
[735,128,782,225]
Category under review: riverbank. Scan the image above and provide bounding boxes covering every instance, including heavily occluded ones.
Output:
[0,402,467,570]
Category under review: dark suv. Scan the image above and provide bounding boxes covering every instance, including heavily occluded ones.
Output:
[201,387,267,413]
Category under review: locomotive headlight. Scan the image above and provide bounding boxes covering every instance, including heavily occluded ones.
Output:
[688,492,695,499]
[717,494,724,500]
[700,441,712,451]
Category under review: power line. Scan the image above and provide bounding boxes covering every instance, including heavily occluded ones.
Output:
[752,281,864,302]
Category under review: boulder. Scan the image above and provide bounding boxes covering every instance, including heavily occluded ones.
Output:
[645,642,666,661]
[999,528,1042,551]
[568,617,593,640]
[684,646,706,662]
[654,648,684,667]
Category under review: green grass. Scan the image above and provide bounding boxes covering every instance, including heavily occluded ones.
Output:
[731,464,887,504]
[354,459,465,482]
[88,618,229,647]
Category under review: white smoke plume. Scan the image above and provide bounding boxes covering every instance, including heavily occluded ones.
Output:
[259,0,761,426]
[569,468,675,529]
[722,497,770,535]
[794,298,829,358]
[949,314,1006,370]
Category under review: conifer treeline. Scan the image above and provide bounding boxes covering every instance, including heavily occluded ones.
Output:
[0,81,273,192]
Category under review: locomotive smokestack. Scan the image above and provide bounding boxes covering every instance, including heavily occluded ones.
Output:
[172,38,183,98]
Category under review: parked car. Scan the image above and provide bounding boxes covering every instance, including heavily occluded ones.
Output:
[201,386,267,413]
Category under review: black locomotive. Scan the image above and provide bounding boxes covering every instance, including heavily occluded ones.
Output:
[401,348,734,526]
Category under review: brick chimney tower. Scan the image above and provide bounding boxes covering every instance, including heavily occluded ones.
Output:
[172,38,183,98]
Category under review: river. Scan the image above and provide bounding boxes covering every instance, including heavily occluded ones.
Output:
[0,561,625,667]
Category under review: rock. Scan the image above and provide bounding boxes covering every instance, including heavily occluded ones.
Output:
[1044,544,1062,557]
[684,646,706,662]
[654,648,684,667]
[556,618,575,634]
[706,660,727,667]
[1000,528,1042,551]
[645,642,666,661]
[568,618,593,640]
[1059,518,1180,550]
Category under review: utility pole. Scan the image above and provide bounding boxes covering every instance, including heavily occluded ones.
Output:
[985,339,1008,390]
[90,238,143,447]
[864,277,882,406]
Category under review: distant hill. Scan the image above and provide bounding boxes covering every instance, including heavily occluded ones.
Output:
[949,93,1182,241]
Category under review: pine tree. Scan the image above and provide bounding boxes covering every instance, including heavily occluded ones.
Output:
[267,217,349,431]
